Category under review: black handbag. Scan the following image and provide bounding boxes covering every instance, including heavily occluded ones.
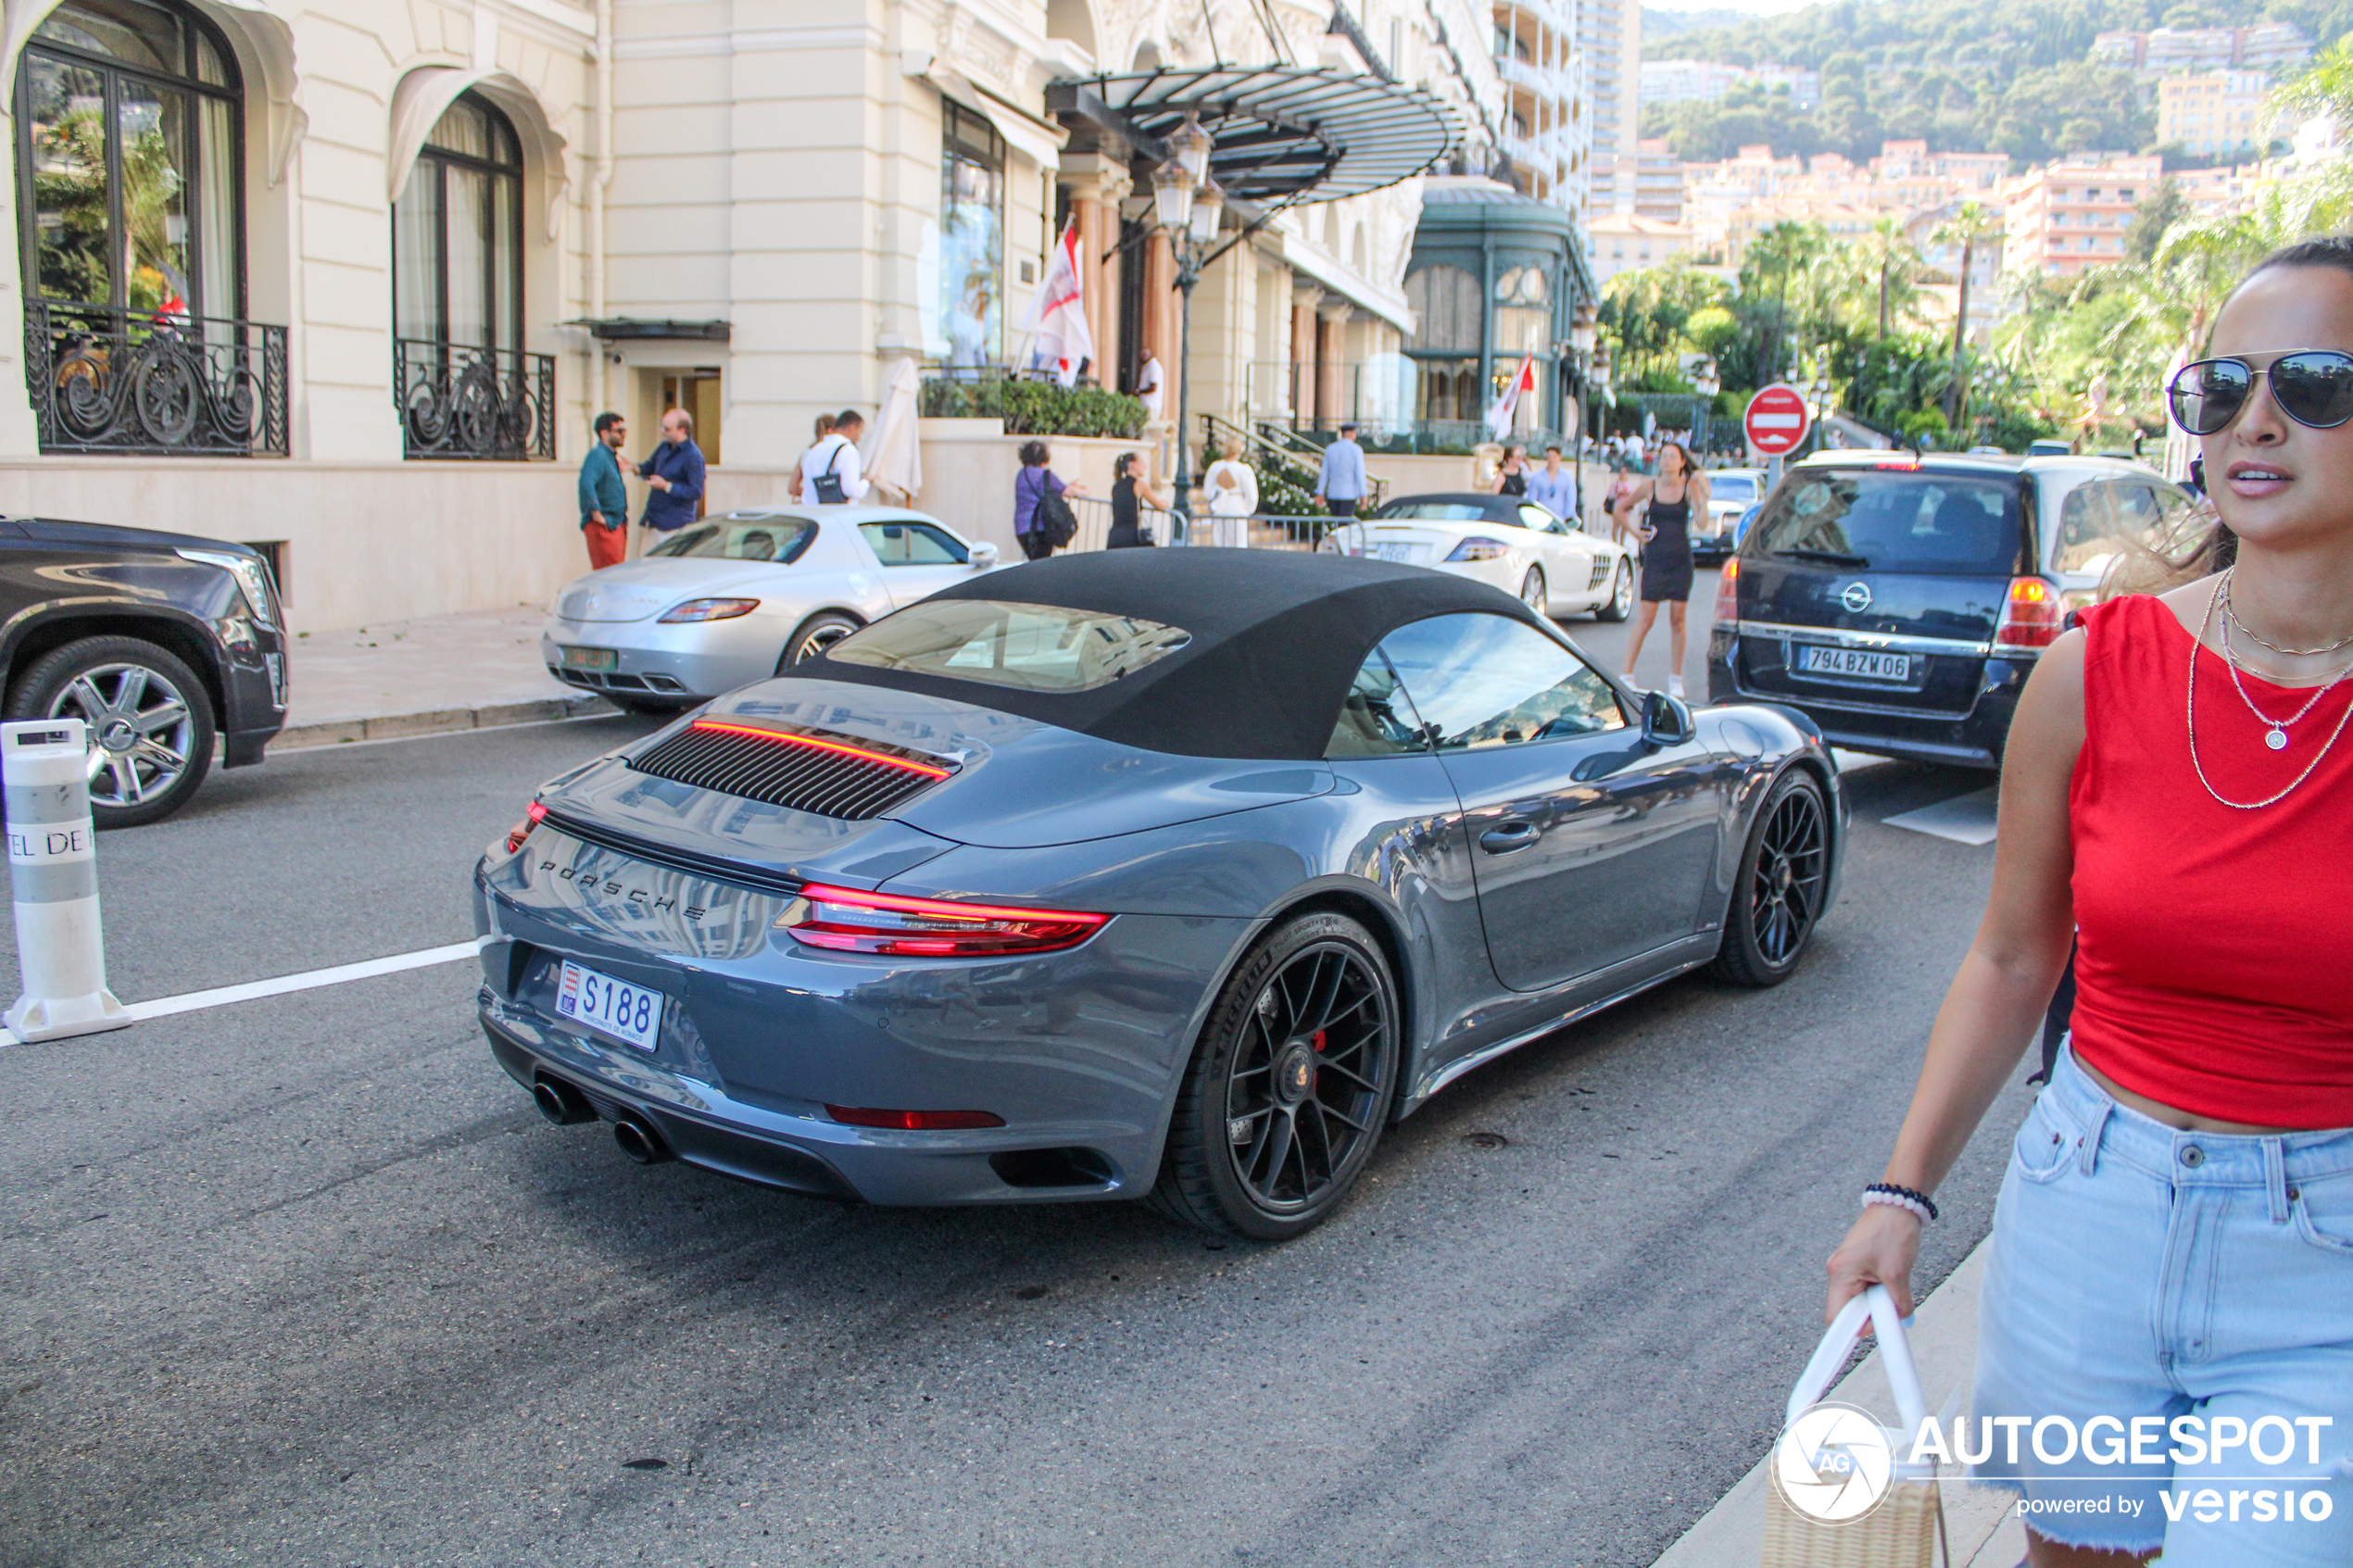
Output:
[1038,488,1078,548]
[812,440,847,505]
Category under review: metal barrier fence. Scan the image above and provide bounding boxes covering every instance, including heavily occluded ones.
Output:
[1059,495,1337,552]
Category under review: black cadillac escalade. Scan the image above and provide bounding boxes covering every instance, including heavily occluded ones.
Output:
[0,516,287,826]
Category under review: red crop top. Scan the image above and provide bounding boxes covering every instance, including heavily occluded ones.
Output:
[2069,595,2353,1127]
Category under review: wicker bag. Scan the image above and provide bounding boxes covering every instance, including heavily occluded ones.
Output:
[1761,1285,1947,1568]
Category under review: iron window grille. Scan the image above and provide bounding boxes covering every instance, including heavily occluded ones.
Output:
[25,299,287,456]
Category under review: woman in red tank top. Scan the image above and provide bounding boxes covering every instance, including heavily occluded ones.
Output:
[1824,245,2353,1566]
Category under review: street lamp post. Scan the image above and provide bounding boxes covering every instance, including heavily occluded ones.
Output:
[1150,123,1223,544]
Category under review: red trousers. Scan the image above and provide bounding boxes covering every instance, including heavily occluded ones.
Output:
[583,521,626,571]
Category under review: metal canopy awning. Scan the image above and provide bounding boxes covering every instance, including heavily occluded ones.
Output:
[1048,66,1461,205]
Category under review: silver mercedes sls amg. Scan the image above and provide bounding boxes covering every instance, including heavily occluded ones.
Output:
[474,550,1844,1239]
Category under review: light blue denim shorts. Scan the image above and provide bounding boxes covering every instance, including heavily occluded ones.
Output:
[1970,1045,2353,1560]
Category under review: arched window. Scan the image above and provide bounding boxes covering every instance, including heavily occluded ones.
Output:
[393,92,523,353]
[16,0,244,319]
[1403,264,1479,352]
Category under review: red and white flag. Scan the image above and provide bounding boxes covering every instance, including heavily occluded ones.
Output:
[1487,355,1537,437]
[1020,220,1095,388]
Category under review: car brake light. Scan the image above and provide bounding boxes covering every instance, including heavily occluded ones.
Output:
[690,721,951,778]
[1444,536,1510,562]
[1713,556,1741,626]
[824,1105,1005,1130]
[505,799,547,853]
[1995,576,2062,649]
[783,884,1110,957]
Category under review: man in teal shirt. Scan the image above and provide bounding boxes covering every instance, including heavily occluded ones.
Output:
[578,411,629,569]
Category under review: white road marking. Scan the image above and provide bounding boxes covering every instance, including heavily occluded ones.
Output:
[0,941,480,1047]
[1883,786,2000,846]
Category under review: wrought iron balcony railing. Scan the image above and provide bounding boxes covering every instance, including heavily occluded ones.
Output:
[25,300,289,457]
[396,339,556,460]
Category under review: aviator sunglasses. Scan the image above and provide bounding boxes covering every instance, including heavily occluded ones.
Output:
[2167,350,2353,435]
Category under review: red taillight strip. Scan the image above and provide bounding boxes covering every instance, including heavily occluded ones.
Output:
[687,721,950,779]
[799,883,1109,929]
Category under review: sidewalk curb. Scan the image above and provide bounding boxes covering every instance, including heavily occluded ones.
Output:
[1650,1238,2027,1568]
[273,694,618,750]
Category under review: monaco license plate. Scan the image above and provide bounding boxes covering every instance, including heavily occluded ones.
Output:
[560,646,618,671]
[1367,542,1416,563]
[1796,644,1912,683]
[555,960,662,1051]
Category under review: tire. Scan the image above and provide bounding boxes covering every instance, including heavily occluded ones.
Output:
[1149,910,1401,1242]
[6,635,216,829]
[1518,567,1549,617]
[1594,558,1633,621]
[1712,769,1831,987]
[776,611,862,671]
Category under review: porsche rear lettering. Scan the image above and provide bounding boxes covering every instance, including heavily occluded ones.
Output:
[536,859,705,920]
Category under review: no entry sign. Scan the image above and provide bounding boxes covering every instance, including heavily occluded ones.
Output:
[1743,383,1812,457]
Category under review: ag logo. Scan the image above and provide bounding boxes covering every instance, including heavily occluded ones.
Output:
[1770,1401,1894,1524]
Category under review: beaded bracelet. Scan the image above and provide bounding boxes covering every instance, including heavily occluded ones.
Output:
[1862,1182,1938,1223]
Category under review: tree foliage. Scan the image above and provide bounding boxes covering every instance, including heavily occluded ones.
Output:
[1640,0,2339,163]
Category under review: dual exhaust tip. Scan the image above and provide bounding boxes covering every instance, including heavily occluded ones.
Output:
[533,1073,673,1165]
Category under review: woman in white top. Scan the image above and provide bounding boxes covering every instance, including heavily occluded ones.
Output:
[1202,439,1259,548]
[799,409,869,504]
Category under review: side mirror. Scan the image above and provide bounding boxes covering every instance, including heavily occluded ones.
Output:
[1641,689,1694,745]
[968,542,1000,569]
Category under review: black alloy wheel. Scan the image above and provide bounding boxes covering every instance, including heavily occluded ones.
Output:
[1712,769,1831,987]
[777,611,862,671]
[1151,910,1400,1241]
[6,635,217,829]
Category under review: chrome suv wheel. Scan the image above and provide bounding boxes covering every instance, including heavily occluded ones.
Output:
[6,634,217,828]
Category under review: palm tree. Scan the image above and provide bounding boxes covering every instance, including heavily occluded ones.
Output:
[1931,201,2001,425]
[1857,217,1922,339]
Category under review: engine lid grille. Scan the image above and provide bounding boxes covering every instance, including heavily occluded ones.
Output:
[626,720,956,821]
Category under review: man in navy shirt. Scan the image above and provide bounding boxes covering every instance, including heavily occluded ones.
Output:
[636,408,707,544]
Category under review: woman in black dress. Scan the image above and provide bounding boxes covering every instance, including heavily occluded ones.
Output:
[1106,451,1172,548]
[1491,445,1529,496]
[1617,439,1709,699]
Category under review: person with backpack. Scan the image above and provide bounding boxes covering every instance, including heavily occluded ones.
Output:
[1012,440,1088,560]
[786,412,836,503]
[799,409,869,505]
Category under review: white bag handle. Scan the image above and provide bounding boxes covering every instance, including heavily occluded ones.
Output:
[1785,1283,1931,1442]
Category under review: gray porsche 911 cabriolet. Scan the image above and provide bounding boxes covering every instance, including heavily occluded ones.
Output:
[473,550,1844,1240]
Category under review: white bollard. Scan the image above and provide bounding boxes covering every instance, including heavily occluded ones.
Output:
[3,719,128,1041]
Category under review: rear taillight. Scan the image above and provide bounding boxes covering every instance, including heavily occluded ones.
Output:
[1713,556,1741,626]
[783,884,1110,957]
[505,799,547,854]
[825,1105,1005,1130]
[1995,576,2062,650]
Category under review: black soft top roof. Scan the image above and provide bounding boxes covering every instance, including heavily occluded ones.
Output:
[802,548,1548,759]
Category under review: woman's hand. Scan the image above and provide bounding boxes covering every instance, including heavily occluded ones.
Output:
[1827,1203,1924,1322]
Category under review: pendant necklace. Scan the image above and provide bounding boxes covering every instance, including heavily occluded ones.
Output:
[2188,575,2353,810]
[2215,570,2353,751]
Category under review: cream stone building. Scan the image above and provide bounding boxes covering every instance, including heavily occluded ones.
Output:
[0,0,1490,632]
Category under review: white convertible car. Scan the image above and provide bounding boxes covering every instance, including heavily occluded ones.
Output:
[1320,492,1635,621]
[543,507,1000,711]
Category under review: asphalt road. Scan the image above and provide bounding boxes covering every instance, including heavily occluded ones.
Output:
[0,668,2028,1568]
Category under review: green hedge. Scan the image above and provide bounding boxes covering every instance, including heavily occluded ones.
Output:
[920,378,1149,439]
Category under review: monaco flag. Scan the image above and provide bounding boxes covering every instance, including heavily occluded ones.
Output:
[1021,220,1095,388]
[1487,354,1537,436]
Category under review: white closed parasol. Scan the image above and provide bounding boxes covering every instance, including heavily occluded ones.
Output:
[865,357,924,505]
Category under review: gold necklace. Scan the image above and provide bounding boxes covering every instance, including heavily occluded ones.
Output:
[2188,576,2353,809]
[2221,574,2353,657]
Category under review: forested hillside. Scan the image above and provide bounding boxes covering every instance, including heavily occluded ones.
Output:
[1640,0,2351,162]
